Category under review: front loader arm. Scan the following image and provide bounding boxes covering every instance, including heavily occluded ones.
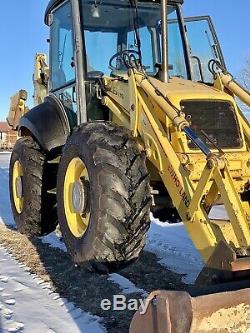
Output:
[217,71,250,109]
[214,66,250,146]
[127,69,250,284]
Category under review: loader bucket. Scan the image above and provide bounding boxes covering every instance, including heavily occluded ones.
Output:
[129,289,250,333]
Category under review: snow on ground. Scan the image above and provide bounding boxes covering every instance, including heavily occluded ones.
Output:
[146,219,203,284]
[0,154,15,228]
[41,233,67,252]
[146,205,229,284]
[0,153,106,333]
[108,274,147,297]
[0,245,105,333]
[0,153,11,168]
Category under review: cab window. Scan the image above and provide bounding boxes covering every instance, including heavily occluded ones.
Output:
[50,2,75,90]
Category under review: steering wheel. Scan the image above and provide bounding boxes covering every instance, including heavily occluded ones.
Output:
[109,50,141,71]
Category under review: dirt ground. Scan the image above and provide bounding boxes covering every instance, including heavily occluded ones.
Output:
[0,223,186,333]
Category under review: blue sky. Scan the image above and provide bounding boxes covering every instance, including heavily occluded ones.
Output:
[0,0,249,120]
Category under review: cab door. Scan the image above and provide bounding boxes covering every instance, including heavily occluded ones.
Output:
[49,1,77,128]
[184,16,226,83]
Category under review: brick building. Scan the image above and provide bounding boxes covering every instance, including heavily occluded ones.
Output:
[0,122,18,149]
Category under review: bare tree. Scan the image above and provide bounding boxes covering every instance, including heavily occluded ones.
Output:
[239,56,250,91]
[236,55,250,116]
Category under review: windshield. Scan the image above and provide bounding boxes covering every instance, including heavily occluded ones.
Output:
[80,0,187,79]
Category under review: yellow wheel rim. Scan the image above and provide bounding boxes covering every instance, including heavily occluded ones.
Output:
[12,160,24,214]
[63,157,90,238]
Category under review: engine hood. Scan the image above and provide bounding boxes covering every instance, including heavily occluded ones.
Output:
[149,77,235,109]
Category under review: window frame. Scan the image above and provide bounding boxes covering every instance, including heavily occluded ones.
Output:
[49,0,77,93]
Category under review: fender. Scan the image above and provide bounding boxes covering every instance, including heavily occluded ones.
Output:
[19,94,71,153]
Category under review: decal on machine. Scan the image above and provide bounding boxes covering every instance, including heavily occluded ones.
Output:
[168,165,190,208]
[110,86,124,100]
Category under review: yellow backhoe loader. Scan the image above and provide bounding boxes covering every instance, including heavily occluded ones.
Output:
[7,0,250,331]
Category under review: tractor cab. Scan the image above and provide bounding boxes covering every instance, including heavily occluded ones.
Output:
[45,0,225,124]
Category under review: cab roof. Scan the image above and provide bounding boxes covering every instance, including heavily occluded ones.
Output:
[45,0,184,24]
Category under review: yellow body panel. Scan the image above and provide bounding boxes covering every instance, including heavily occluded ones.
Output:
[147,77,235,108]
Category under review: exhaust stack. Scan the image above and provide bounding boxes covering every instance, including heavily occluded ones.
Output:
[161,0,168,82]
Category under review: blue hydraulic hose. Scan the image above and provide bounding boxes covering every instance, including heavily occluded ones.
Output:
[183,126,211,156]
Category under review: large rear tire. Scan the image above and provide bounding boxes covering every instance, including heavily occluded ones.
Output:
[57,122,151,273]
[9,136,58,236]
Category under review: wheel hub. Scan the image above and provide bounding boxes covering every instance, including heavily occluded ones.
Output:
[63,157,91,238]
[72,180,87,214]
[12,160,24,214]
[15,176,23,199]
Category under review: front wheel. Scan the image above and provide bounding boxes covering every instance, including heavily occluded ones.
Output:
[57,122,151,273]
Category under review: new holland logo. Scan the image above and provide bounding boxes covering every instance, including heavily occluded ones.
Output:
[168,165,190,208]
